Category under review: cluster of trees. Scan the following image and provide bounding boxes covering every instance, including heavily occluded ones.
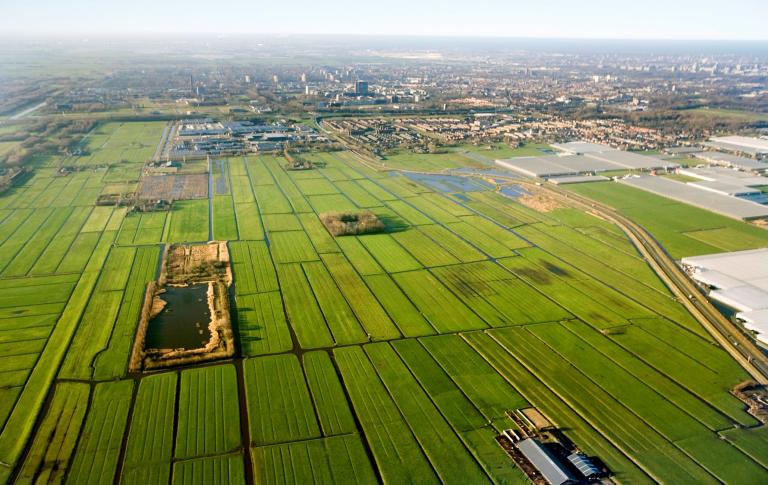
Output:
[1,119,95,167]
[320,211,384,236]
[320,211,385,237]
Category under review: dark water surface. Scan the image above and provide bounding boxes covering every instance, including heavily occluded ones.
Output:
[145,284,211,349]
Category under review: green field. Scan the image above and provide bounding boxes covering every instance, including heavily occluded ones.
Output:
[1,134,767,484]
[566,181,768,257]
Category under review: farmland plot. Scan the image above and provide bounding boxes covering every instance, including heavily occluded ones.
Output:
[244,354,321,445]
[176,365,241,459]
[276,263,334,348]
[320,253,401,340]
[302,351,357,436]
[68,380,134,485]
[236,291,293,356]
[365,343,490,483]
[363,273,435,337]
[172,453,246,485]
[165,200,210,243]
[229,241,278,295]
[268,231,319,264]
[392,270,486,333]
[358,234,421,273]
[334,346,438,483]
[303,261,368,344]
[15,382,89,485]
[122,372,177,485]
[392,339,529,483]
[252,434,376,485]
[462,331,655,484]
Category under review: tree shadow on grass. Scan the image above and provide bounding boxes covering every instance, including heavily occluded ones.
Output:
[378,214,409,233]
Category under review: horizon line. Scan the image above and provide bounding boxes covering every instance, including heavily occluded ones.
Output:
[1,32,768,43]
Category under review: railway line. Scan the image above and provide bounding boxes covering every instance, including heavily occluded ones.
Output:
[536,182,768,384]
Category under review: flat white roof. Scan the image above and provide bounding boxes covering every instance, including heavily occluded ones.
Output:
[496,148,675,178]
[682,249,768,282]
[711,286,768,313]
[684,249,768,314]
[547,175,609,185]
[693,269,745,290]
[692,152,768,171]
[736,309,768,345]
[619,176,768,220]
[688,181,761,197]
[679,166,768,186]
[586,151,676,170]
[710,136,768,153]
[551,141,615,154]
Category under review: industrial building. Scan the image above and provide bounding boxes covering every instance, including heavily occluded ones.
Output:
[692,152,768,173]
[516,438,577,485]
[619,176,768,221]
[547,175,609,185]
[169,119,329,158]
[496,141,677,178]
[677,166,768,204]
[551,141,614,154]
[681,249,768,346]
[706,136,768,158]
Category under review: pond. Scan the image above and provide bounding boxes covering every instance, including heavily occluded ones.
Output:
[145,284,211,350]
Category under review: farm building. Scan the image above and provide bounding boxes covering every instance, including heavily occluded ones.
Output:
[516,438,577,485]
[681,249,768,345]
[567,452,601,480]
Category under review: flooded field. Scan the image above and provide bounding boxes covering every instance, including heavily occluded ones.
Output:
[145,284,211,350]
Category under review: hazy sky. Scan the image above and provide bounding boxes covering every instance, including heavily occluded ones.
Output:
[2,0,767,40]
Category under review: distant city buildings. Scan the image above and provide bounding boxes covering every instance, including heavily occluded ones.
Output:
[355,80,369,95]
